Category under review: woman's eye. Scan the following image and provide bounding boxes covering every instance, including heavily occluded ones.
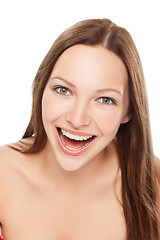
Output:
[97,97,115,105]
[54,87,71,96]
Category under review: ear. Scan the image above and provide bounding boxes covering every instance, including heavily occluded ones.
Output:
[121,113,132,124]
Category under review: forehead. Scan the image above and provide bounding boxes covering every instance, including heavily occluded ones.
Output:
[51,44,128,90]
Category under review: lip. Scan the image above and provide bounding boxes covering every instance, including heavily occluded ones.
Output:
[56,127,97,156]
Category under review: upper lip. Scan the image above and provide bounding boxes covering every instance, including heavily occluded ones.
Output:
[57,127,96,137]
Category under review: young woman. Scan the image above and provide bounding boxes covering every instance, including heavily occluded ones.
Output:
[0,18,159,240]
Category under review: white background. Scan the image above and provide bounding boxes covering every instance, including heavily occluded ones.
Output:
[0,0,159,157]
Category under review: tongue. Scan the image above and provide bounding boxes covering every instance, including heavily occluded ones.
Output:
[63,135,88,149]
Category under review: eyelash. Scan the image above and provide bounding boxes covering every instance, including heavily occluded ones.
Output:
[53,86,116,106]
[53,86,72,96]
[96,97,116,106]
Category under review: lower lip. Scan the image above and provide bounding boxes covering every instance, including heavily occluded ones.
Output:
[56,128,96,156]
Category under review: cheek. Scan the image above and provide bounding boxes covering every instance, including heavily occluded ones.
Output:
[95,110,123,136]
[42,93,63,123]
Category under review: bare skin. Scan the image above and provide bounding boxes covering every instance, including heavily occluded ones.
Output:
[0,144,160,240]
[1,45,130,239]
[0,141,126,240]
[0,45,159,239]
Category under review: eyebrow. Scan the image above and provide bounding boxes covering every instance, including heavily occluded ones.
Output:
[96,88,123,96]
[50,76,123,96]
[50,76,76,88]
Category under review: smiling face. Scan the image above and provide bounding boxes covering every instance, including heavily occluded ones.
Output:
[42,44,130,171]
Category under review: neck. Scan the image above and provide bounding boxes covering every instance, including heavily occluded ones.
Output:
[39,140,120,194]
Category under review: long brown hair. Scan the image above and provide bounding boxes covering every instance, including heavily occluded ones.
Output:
[12,19,159,239]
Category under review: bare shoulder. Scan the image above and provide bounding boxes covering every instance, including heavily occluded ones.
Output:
[0,139,36,177]
[0,144,23,182]
[0,144,19,166]
[0,142,36,211]
[0,141,27,160]
[0,145,21,207]
[0,139,36,178]
[0,137,34,166]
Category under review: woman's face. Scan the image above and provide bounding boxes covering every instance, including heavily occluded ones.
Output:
[42,44,130,171]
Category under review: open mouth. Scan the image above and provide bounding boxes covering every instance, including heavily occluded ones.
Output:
[56,127,96,156]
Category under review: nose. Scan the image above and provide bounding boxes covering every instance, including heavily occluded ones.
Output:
[66,100,91,128]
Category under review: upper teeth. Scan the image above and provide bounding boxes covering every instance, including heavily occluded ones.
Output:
[61,129,93,141]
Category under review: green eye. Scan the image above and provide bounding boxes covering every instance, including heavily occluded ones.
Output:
[98,97,115,105]
[54,87,71,96]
